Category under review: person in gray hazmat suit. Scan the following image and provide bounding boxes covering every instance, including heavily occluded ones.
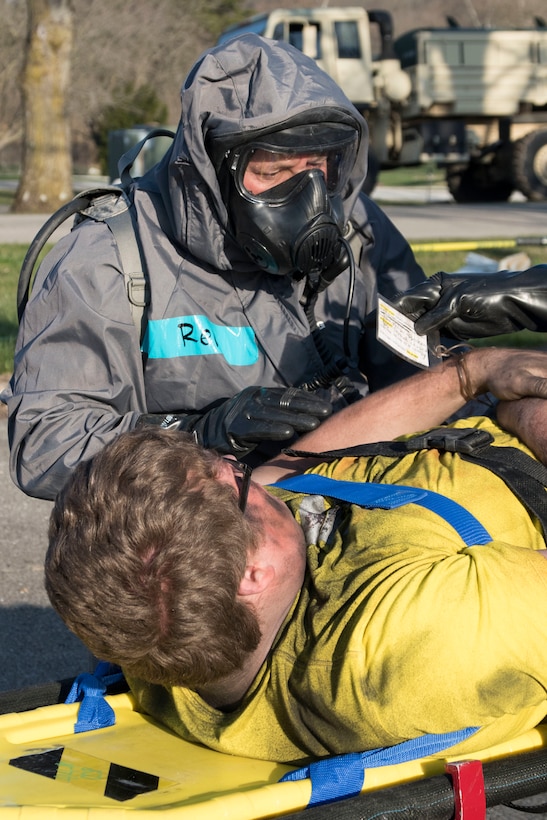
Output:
[3,34,425,501]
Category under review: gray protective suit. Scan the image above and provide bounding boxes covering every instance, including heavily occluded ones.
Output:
[4,35,425,500]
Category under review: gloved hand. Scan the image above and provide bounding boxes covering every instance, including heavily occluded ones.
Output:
[137,386,332,456]
[391,266,547,340]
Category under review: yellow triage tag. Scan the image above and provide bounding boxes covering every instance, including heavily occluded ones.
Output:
[377,296,439,369]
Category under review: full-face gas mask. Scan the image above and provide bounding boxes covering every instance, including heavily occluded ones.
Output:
[220,123,358,278]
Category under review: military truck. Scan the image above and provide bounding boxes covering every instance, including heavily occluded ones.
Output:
[218,8,547,202]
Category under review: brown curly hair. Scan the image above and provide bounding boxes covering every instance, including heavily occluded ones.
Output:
[45,428,261,687]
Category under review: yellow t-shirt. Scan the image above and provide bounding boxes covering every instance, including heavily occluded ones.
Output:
[128,417,547,764]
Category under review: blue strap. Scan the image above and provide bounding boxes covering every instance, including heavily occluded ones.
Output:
[280,726,479,807]
[273,475,491,546]
[65,662,125,733]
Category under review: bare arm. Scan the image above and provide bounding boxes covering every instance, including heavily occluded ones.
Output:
[254,347,547,484]
[497,397,547,465]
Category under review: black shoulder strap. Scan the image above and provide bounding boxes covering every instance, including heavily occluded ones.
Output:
[17,186,124,322]
[17,128,175,345]
[286,427,547,539]
[16,185,148,341]
[106,207,149,342]
[458,445,547,537]
[79,190,150,342]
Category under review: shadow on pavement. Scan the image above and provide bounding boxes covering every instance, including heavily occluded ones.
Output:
[0,603,91,692]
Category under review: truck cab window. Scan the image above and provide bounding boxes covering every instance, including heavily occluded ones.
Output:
[272,22,322,59]
[335,21,361,59]
[288,24,303,52]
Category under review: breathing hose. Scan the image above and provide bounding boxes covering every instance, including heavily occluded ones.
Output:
[299,236,360,400]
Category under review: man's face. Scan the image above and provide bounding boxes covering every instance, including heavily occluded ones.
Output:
[218,458,307,581]
[243,148,328,195]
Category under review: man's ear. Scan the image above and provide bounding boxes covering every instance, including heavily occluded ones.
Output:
[238,562,275,597]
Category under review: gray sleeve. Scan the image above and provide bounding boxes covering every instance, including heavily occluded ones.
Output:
[357,193,425,298]
[353,195,427,391]
[7,221,147,500]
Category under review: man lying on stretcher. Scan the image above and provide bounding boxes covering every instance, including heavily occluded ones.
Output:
[45,345,547,763]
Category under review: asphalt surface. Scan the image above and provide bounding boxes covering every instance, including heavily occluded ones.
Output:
[2,193,547,816]
[0,406,92,692]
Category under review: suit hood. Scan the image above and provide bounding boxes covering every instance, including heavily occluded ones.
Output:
[144,34,369,271]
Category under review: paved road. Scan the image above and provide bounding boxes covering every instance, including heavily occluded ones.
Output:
[0,409,91,692]
[2,184,547,243]
[386,198,547,242]
[2,194,547,816]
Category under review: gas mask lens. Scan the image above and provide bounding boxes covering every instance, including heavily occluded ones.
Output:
[228,124,358,200]
[221,122,359,276]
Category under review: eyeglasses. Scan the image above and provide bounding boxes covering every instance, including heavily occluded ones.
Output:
[222,457,253,513]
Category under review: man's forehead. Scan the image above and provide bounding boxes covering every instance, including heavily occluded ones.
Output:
[248,148,327,161]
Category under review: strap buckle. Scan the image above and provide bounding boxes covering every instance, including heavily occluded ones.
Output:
[407,428,494,454]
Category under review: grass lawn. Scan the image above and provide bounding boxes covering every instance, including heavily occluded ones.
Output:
[0,245,27,376]
[377,164,445,188]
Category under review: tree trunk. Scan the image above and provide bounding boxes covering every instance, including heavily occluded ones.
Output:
[12,0,74,214]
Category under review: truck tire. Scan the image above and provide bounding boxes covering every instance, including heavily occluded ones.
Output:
[446,162,514,203]
[512,130,547,201]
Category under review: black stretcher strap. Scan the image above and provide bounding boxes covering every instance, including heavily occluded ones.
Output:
[0,674,129,715]
[277,745,547,818]
[286,427,547,539]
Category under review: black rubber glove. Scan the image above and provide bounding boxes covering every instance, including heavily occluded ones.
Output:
[137,386,332,456]
[392,266,547,340]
